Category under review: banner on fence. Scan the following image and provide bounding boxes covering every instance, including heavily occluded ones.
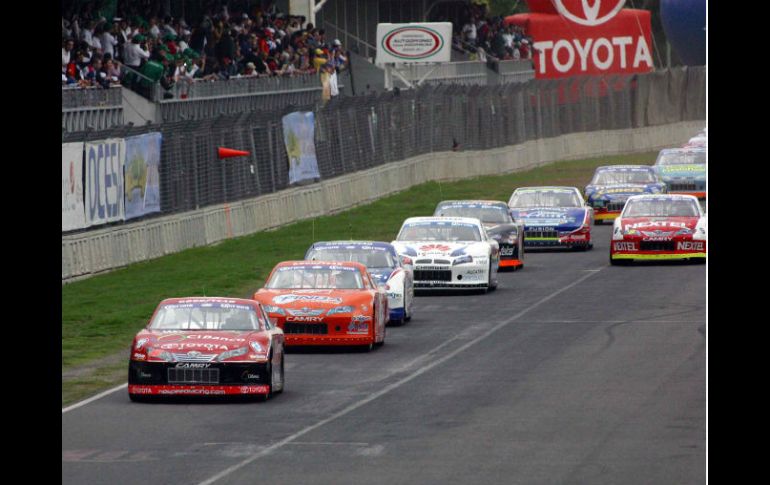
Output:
[62,142,86,232]
[375,23,453,65]
[124,132,162,220]
[85,138,125,227]
[282,111,321,185]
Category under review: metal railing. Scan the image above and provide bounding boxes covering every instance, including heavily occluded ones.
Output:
[61,85,124,132]
[153,72,323,101]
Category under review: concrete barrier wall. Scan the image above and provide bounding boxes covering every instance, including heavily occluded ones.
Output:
[62,120,704,281]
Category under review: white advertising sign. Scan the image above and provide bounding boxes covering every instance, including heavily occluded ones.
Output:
[85,138,125,227]
[62,142,86,232]
[376,22,452,65]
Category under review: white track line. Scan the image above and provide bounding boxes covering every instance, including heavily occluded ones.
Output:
[62,383,127,414]
[197,268,604,485]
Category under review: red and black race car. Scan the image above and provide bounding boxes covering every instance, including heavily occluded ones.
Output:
[128,297,285,401]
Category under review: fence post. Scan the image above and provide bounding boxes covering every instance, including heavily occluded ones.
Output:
[267,121,277,193]
[248,128,261,196]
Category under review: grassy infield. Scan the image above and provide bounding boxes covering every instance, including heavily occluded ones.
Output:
[62,152,657,405]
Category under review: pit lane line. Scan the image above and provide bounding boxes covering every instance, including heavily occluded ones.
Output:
[197,266,607,485]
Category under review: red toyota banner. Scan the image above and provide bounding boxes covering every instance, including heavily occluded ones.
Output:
[506,0,653,79]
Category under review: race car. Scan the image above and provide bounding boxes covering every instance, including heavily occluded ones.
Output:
[128,297,285,401]
[507,186,593,250]
[392,216,499,291]
[584,165,666,224]
[305,241,414,325]
[684,133,707,149]
[610,194,706,264]
[253,261,388,349]
[653,148,707,199]
[433,200,524,270]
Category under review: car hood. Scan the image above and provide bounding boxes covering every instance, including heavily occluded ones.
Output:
[618,216,700,236]
[392,241,489,259]
[134,330,267,355]
[367,267,398,285]
[254,288,373,313]
[509,207,587,230]
[656,164,706,180]
[585,184,661,200]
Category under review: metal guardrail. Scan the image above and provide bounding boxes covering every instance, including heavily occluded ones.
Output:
[154,72,323,101]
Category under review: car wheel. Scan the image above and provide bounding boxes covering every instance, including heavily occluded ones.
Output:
[487,262,498,291]
[404,290,412,322]
[594,219,602,226]
[128,393,148,403]
[273,353,285,395]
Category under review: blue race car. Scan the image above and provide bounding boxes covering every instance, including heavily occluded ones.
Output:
[507,186,593,250]
[304,241,414,325]
[654,148,707,199]
[584,165,666,224]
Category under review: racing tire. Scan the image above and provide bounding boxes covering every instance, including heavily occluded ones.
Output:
[610,255,629,266]
[487,262,498,292]
[273,353,285,395]
[128,393,149,403]
[404,294,412,323]
[594,219,603,226]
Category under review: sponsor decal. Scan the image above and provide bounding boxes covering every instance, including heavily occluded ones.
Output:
[138,371,153,379]
[286,316,324,323]
[659,165,705,173]
[159,343,230,351]
[677,241,704,251]
[241,370,261,381]
[175,362,211,368]
[287,307,326,317]
[156,334,246,343]
[158,389,227,395]
[466,269,485,275]
[500,247,514,256]
[348,321,370,334]
[130,386,153,394]
[382,26,444,60]
[419,244,452,253]
[135,338,149,350]
[613,241,637,251]
[624,221,688,230]
[132,352,146,361]
[641,230,674,238]
[273,294,343,305]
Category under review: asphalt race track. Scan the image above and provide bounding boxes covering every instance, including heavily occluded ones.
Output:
[62,224,706,485]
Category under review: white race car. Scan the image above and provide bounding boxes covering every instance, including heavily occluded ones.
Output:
[392,217,500,292]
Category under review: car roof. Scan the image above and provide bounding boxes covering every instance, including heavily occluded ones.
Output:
[595,165,654,171]
[512,186,579,191]
[311,241,394,249]
[436,199,508,206]
[273,260,368,272]
[625,194,700,202]
[160,297,258,306]
[402,216,483,225]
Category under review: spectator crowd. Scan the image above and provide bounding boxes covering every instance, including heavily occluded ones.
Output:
[451,3,535,62]
[62,1,349,94]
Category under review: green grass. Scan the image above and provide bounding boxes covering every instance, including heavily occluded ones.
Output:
[62,152,657,405]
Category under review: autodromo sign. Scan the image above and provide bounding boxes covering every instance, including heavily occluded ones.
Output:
[376,23,452,65]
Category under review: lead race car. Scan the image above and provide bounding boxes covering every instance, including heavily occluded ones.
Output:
[253,261,388,349]
[584,165,666,224]
[391,216,499,291]
[433,200,524,270]
[611,194,706,264]
[653,147,707,199]
[304,241,414,325]
[508,186,593,250]
[128,297,285,401]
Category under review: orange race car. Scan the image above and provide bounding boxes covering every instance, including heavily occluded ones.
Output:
[253,261,388,350]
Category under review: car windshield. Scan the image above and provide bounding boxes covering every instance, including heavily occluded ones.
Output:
[509,189,582,208]
[656,150,706,165]
[149,301,263,331]
[435,205,511,223]
[592,169,656,185]
[266,265,364,289]
[623,198,701,218]
[306,248,396,269]
[397,221,481,242]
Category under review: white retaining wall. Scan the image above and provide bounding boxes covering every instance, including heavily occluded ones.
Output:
[62,120,705,281]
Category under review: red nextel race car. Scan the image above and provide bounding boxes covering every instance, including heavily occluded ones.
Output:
[610,194,706,264]
[253,261,388,350]
[128,297,285,401]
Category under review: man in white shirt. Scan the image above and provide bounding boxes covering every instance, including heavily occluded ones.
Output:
[328,65,339,98]
[124,35,150,68]
[62,38,75,68]
[462,18,477,44]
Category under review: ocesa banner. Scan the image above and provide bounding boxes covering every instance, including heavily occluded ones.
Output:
[375,22,452,64]
[124,132,162,220]
[506,0,653,78]
[62,142,86,232]
[85,138,125,227]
